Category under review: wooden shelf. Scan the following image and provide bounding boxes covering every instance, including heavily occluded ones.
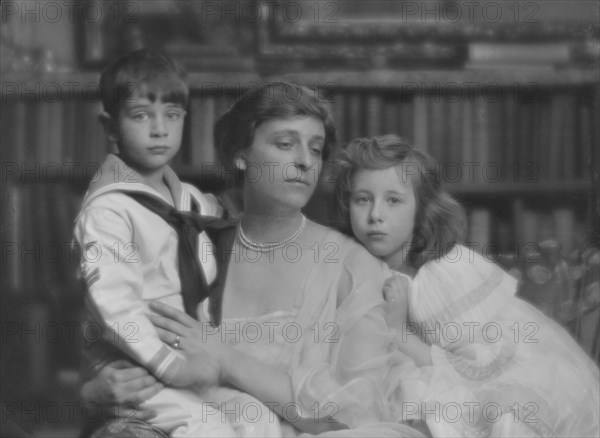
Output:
[268,68,600,89]
[2,69,598,97]
[444,180,592,196]
[0,71,261,97]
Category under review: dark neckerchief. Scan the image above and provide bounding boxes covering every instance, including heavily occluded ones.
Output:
[124,191,234,325]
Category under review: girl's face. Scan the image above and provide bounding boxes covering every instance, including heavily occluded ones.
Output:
[350,165,417,268]
[240,116,325,212]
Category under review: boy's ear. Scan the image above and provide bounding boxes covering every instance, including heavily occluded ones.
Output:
[99,111,119,144]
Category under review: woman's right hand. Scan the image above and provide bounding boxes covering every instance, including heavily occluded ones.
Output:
[81,359,163,421]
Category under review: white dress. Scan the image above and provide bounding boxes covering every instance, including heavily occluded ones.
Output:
[202,224,429,437]
[393,244,600,437]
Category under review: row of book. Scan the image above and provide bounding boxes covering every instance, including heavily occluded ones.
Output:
[178,88,596,185]
[1,178,588,299]
[2,182,84,302]
[327,89,595,184]
[1,98,108,173]
[467,202,588,260]
[2,87,596,186]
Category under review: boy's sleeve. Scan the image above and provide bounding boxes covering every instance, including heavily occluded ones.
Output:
[75,206,185,382]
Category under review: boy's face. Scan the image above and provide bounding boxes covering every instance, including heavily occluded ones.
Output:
[110,92,186,174]
[349,165,417,269]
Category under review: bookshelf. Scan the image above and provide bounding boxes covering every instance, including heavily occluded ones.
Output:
[1,69,599,434]
[2,69,598,248]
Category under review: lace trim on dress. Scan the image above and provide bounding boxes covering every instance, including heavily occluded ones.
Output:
[434,342,519,381]
[421,268,505,336]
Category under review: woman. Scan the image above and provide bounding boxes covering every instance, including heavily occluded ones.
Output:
[82,83,426,437]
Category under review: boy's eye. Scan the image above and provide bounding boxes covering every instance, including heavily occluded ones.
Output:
[132,112,149,121]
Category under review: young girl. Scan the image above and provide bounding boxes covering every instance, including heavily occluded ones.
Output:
[335,135,600,437]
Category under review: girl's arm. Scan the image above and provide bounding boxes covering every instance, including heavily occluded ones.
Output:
[394,333,433,367]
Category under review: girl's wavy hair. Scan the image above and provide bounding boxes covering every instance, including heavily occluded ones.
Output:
[335,135,466,269]
[213,82,336,169]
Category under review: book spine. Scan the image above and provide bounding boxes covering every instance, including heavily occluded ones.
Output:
[461,97,473,184]
[348,92,362,141]
[469,208,492,250]
[189,95,216,167]
[365,93,383,137]
[413,92,428,154]
[332,92,346,154]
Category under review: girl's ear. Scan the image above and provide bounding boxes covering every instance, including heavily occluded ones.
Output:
[99,112,119,144]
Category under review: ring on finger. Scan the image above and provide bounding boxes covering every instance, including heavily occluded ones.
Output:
[172,335,181,349]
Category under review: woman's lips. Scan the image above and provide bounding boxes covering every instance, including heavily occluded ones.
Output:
[285,179,310,186]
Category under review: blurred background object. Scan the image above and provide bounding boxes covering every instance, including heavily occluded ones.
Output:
[1,1,599,436]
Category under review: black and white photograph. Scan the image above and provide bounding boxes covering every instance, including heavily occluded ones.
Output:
[1,1,599,437]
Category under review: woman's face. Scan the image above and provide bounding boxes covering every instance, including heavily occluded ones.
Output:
[240,116,325,211]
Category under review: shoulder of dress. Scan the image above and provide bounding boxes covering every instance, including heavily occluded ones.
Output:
[415,244,490,273]
[184,184,222,216]
[413,244,512,296]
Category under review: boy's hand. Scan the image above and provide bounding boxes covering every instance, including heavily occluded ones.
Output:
[81,359,162,421]
[383,275,410,330]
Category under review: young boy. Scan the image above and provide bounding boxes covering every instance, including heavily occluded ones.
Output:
[74,49,237,437]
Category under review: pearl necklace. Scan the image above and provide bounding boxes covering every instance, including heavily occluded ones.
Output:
[237,215,306,253]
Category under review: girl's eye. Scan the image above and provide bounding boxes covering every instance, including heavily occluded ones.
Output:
[276,140,294,148]
[167,110,185,120]
[388,197,401,205]
[311,147,323,156]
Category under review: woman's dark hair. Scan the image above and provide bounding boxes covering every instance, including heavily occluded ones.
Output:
[214,82,336,168]
[335,135,466,269]
[100,48,189,118]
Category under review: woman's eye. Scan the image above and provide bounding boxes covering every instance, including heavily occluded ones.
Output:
[352,196,370,205]
[311,147,323,156]
[276,142,293,149]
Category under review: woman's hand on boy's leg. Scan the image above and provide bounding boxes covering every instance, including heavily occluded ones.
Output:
[383,275,410,330]
[148,301,227,389]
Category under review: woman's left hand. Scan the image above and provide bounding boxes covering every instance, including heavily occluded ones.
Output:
[148,301,230,388]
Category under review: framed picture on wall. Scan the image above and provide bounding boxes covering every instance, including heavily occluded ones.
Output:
[257,0,599,72]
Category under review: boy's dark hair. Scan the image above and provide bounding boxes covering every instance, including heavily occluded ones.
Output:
[335,135,467,270]
[100,48,189,118]
[214,82,336,168]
